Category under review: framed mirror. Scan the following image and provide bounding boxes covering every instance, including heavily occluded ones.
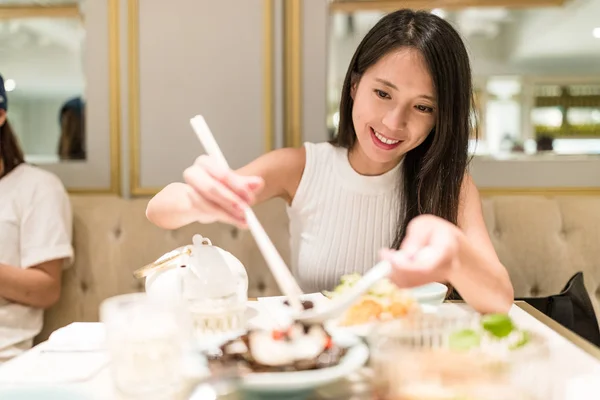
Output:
[0,1,121,194]
[1,15,85,163]
[287,0,600,193]
[327,1,600,158]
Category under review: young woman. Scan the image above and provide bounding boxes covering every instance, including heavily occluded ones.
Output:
[0,74,74,362]
[146,9,513,314]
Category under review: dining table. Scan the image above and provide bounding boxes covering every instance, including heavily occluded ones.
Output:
[0,299,599,400]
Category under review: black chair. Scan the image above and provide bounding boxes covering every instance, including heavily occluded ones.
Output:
[517,272,600,347]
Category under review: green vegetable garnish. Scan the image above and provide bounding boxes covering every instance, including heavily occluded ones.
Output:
[481,314,515,338]
[449,329,481,351]
[326,273,399,298]
[509,330,531,350]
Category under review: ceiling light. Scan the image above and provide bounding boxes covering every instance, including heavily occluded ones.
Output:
[593,27,600,39]
[4,79,16,92]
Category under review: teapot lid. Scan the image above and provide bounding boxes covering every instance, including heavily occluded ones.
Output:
[186,234,237,298]
[133,244,193,280]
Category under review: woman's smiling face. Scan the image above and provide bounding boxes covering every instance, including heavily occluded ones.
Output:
[349,47,437,175]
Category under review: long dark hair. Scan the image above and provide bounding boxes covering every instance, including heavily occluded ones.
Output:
[0,120,25,177]
[330,9,476,249]
[58,107,86,160]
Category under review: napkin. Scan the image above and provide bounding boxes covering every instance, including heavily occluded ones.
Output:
[45,322,106,352]
[0,352,109,384]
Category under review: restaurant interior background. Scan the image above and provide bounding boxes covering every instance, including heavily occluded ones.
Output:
[1,0,598,198]
[1,0,600,341]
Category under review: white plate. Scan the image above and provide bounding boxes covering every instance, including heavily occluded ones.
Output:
[258,283,447,338]
[240,332,368,396]
[0,386,92,400]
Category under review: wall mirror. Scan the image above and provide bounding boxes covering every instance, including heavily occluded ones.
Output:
[0,1,85,164]
[327,0,600,161]
[0,1,121,194]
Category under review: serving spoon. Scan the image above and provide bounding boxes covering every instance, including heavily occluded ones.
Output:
[294,260,393,324]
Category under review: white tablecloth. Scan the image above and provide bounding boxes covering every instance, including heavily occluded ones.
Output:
[0,301,599,399]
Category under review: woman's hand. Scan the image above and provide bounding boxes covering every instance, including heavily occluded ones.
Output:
[183,155,264,228]
[379,215,461,288]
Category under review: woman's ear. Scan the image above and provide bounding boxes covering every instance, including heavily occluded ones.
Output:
[349,73,360,101]
[350,83,357,100]
[0,110,6,127]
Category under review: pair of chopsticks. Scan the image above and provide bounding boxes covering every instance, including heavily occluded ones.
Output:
[189,115,305,312]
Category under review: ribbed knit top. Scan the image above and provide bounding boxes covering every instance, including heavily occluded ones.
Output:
[286,142,403,293]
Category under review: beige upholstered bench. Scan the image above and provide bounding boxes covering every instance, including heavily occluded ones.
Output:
[36,195,600,342]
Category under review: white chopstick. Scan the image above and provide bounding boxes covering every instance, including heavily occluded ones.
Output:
[189,115,305,312]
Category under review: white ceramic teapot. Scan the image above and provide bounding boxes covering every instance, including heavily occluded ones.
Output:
[137,234,248,338]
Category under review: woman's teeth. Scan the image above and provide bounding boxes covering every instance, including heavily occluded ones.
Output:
[374,130,400,145]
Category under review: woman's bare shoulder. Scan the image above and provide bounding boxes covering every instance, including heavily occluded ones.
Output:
[236,146,306,204]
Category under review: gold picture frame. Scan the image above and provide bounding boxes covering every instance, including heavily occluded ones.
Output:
[0,2,122,195]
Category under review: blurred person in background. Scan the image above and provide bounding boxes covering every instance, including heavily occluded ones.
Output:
[0,73,73,363]
[58,97,86,161]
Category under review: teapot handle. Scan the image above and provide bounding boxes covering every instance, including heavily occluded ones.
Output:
[193,234,212,246]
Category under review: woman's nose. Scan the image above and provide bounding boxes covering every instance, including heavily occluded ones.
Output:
[382,107,408,132]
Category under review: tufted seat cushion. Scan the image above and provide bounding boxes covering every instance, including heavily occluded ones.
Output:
[36,195,600,342]
[482,196,600,319]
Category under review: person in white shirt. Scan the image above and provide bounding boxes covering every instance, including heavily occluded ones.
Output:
[0,73,74,362]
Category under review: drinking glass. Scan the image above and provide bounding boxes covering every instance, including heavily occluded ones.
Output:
[100,292,193,399]
[368,311,550,400]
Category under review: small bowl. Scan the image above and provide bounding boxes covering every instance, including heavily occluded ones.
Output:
[409,282,448,306]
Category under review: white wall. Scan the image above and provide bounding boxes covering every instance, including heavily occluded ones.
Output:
[136,0,267,189]
[302,0,329,144]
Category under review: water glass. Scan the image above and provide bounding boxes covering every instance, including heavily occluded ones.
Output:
[368,312,549,400]
[100,293,192,399]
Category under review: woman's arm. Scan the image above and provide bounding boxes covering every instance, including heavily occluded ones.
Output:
[146,147,306,230]
[383,175,513,314]
[7,171,73,309]
[449,175,514,313]
[0,260,63,309]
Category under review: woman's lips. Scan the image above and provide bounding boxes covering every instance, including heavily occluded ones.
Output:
[370,127,402,150]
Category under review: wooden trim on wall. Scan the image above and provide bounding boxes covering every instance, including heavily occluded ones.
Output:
[0,4,81,19]
[329,0,567,12]
[107,0,122,196]
[479,187,600,197]
[283,0,303,148]
[264,0,275,153]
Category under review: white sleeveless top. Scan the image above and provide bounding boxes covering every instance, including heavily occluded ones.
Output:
[287,142,402,293]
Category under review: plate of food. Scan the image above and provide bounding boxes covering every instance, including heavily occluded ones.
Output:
[205,321,368,400]
[258,274,448,337]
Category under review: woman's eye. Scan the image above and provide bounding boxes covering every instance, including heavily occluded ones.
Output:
[416,105,434,113]
[374,89,391,99]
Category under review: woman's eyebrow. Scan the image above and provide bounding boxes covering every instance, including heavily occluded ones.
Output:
[375,77,436,101]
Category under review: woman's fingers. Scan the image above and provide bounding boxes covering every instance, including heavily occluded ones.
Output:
[186,188,247,229]
[194,155,262,204]
[183,164,248,224]
[382,215,459,288]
